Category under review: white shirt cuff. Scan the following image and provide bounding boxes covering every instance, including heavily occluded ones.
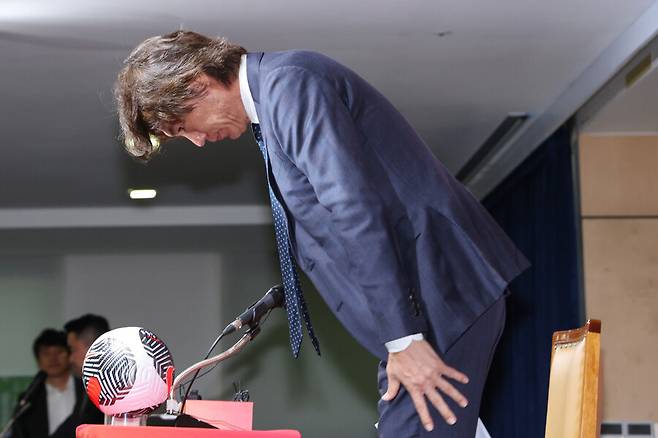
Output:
[385,333,424,353]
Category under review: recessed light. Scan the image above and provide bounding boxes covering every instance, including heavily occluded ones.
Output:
[129,189,157,200]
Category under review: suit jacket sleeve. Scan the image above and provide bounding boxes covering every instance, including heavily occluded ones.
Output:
[263,65,429,344]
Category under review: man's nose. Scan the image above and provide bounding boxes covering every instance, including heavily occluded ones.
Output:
[183,131,206,147]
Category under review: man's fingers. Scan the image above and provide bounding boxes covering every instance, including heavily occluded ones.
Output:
[383,341,472,431]
[425,386,457,425]
[381,377,401,401]
[435,376,468,408]
[442,365,469,384]
[409,391,434,432]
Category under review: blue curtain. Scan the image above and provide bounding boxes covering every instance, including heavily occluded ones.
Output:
[479,123,582,437]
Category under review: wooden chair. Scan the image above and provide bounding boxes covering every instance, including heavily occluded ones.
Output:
[545,319,602,438]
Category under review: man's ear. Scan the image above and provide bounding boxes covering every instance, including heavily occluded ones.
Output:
[188,73,213,96]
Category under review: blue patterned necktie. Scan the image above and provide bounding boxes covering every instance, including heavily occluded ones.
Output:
[252,123,321,358]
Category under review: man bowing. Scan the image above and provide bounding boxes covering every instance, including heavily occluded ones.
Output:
[114,30,528,437]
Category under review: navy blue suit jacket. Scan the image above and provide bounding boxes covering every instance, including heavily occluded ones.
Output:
[246,51,529,361]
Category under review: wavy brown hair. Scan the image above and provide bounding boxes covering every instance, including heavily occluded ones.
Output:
[114,30,246,161]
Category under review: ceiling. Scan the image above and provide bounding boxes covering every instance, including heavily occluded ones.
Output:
[1,0,656,210]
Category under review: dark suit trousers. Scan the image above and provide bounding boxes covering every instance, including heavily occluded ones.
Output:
[377,296,506,438]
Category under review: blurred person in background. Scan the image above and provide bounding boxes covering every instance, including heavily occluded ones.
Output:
[63,314,109,378]
[62,314,110,427]
[12,329,78,438]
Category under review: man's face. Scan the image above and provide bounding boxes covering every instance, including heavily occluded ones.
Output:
[162,74,250,147]
[36,346,70,379]
[67,332,89,377]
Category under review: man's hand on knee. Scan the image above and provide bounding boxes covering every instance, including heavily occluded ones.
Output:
[381,339,469,432]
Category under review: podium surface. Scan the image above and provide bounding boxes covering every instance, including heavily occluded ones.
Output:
[77,425,301,438]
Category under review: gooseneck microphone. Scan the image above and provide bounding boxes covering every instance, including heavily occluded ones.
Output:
[16,370,47,410]
[1,370,47,437]
[221,285,285,335]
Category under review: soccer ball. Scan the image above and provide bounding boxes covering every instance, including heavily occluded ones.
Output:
[82,327,174,417]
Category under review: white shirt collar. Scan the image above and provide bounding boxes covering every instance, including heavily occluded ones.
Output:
[239,54,259,124]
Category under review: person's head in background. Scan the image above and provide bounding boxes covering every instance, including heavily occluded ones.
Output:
[33,329,70,382]
[64,314,110,376]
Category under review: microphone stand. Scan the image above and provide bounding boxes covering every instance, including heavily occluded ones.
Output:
[166,325,261,415]
[1,401,32,438]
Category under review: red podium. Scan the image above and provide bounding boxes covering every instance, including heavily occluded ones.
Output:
[76,401,301,438]
[76,425,300,438]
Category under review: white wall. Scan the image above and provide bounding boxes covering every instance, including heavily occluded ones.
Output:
[0,256,63,375]
[62,252,223,395]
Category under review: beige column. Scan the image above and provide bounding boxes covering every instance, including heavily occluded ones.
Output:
[579,133,658,421]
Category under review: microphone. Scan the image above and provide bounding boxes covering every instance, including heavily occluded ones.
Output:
[16,371,46,409]
[222,285,284,335]
[1,371,46,438]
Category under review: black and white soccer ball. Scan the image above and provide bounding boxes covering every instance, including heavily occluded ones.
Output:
[82,327,174,417]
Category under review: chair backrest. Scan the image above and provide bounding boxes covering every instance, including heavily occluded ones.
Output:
[545,319,601,438]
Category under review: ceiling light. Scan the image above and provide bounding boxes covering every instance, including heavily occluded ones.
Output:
[129,189,157,200]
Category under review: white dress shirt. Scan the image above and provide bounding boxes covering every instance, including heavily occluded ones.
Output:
[45,374,76,435]
[239,55,259,124]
